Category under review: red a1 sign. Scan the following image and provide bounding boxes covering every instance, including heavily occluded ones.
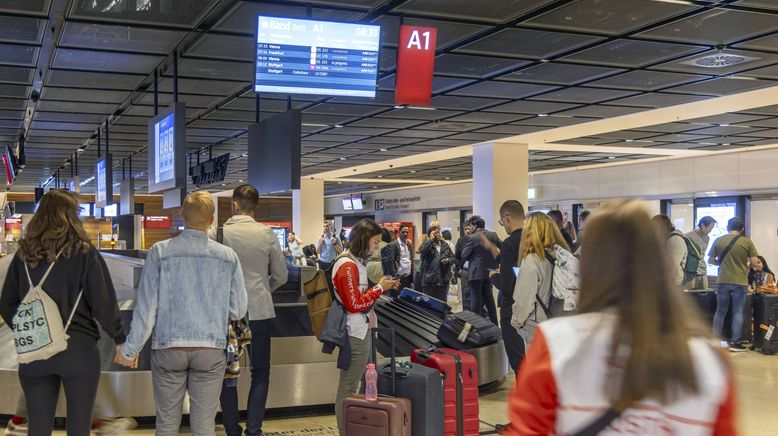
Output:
[395,25,437,106]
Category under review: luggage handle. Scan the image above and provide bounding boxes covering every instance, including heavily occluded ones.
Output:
[371,327,396,397]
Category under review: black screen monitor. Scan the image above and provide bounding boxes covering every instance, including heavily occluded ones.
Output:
[95,154,112,208]
[247,110,301,194]
[147,102,186,193]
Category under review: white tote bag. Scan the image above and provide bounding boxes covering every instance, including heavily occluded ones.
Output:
[11,252,82,364]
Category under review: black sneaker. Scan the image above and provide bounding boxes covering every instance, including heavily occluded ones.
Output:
[729,343,748,352]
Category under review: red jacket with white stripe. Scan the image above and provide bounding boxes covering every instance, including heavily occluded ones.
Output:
[332,253,382,341]
[506,312,735,436]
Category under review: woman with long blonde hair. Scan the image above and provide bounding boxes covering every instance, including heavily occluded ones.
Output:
[506,200,734,435]
[511,212,570,349]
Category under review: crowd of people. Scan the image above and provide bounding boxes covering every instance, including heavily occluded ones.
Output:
[0,186,761,434]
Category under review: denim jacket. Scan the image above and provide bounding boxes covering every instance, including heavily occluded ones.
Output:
[121,229,248,359]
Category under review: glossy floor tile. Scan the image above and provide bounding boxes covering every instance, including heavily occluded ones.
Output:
[42,351,777,435]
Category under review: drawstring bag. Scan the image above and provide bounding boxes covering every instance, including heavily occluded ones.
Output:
[11,252,82,364]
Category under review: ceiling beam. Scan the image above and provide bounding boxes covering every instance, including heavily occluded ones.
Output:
[310,84,778,179]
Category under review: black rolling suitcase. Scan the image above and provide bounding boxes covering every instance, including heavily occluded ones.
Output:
[375,296,443,357]
[722,292,753,344]
[685,289,717,324]
[375,327,445,436]
[437,310,501,350]
[753,292,778,355]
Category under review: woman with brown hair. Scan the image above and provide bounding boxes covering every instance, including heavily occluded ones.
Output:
[331,218,399,435]
[506,200,734,435]
[511,212,570,349]
[0,190,125,435]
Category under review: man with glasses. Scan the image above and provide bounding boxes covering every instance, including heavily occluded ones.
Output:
[482,200,526,371]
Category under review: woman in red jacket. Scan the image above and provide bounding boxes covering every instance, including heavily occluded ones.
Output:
[506,200,735,436]
[332,219,399,436]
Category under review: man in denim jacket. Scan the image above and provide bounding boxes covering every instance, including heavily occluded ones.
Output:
[117,191,247,435]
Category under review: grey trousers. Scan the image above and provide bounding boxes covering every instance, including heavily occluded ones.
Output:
[335,335,371,436]
[151,348,226,436]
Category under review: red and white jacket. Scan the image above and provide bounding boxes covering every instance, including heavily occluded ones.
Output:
[506,312,735,436]
[332,252,383,340]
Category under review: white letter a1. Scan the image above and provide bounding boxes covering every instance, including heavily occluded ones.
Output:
[407,30,422,49]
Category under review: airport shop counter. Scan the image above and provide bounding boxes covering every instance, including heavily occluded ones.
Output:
[0,252,507,417]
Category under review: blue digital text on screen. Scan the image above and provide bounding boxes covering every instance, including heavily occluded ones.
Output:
[255,16,380,97]
[155,112,175,184]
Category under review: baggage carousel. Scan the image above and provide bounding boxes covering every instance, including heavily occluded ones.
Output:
[0,251,508,418]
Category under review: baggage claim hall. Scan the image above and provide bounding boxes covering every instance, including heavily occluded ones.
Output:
[1,0,778,435]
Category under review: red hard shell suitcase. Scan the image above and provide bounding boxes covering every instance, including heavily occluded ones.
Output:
[343,395,412,436]
[411,347,479,436]
[344,328,412,436]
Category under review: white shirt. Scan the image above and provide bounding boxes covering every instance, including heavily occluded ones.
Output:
[398,240,412,277]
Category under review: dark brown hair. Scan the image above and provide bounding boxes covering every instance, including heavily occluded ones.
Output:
[577,200,705,410]
[348,218,382,259]
[18,189,91,267]
[232,184,259,214]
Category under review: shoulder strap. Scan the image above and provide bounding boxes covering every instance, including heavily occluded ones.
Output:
[24,250,63,289]
[718,235,742,264]
[63,290,84,331]
[535,253,556,319]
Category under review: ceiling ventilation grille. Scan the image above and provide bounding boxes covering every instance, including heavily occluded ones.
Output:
[683,53,759,68]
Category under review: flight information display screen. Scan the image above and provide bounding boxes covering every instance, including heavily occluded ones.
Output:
[254,16,380,97]
[154,112,175,185]
[96,159,107,205]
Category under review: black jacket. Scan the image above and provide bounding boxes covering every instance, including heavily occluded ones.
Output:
[459,229,501,281]
[490,229,523,311]
[419,239,454,287]
[382,238,413,277]
[0,246,126,344]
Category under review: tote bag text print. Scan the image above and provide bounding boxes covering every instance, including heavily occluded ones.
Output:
[12,299,54,352]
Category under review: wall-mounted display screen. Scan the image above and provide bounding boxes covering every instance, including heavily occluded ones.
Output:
[103,204,118,218]
[696,202,738,277]
[79,203,91,217]
[342,197,353,211]
[351,195,363,210]
[254,16,380,97]
[148,102,186,193]
[95,155,112,208]
[247,110,301,194]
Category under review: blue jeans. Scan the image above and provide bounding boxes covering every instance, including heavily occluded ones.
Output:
[219,319,272,436]
[713,284,747,344]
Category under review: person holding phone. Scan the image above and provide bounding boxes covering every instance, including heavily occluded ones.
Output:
[419,226,455,302]
[331,219,399,435]
[317,220,344,285]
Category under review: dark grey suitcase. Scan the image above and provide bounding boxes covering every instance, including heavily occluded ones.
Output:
[753,292,778,355]
[377,361,444,436]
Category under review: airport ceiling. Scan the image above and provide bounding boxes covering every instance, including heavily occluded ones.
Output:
[5,0,778,196]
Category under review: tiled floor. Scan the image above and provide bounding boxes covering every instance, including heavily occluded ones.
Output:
[44,351,776,435]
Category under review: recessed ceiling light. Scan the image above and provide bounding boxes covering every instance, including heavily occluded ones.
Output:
[394,105,405,109]
[334,124,343,128]
[407,106,436,111]
[339,157,347,161]
[302,123,329,127]
[221,183,226,186]
[722,143,731,146]
[337,181,343,184]
[719,123,730,127]
[608,156,615,159]
[538,113,549,117]
[410,170,416,173]
[238,179,244,183]
[625,139,634,142]
[444,177,451,180]
[242,153,248,157]
[377,175,383,178]
[372,186,378,189]
[379,148,388,152]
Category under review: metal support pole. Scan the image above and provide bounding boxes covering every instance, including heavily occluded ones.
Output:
[255,93,261,123]
[173,51,179,104]
[105,120,109,156]
[97,129,101,158]
[287,95,291,110]
[153,69,159,116]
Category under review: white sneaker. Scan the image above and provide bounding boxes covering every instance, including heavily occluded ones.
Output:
[94,418,138,435]
[4,418,28,436]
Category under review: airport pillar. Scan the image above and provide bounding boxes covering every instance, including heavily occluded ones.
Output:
[293,177,325,244]
[472,142,528,238]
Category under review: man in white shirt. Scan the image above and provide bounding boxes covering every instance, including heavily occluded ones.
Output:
[382,224,413,292]
[211,184,288,436]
